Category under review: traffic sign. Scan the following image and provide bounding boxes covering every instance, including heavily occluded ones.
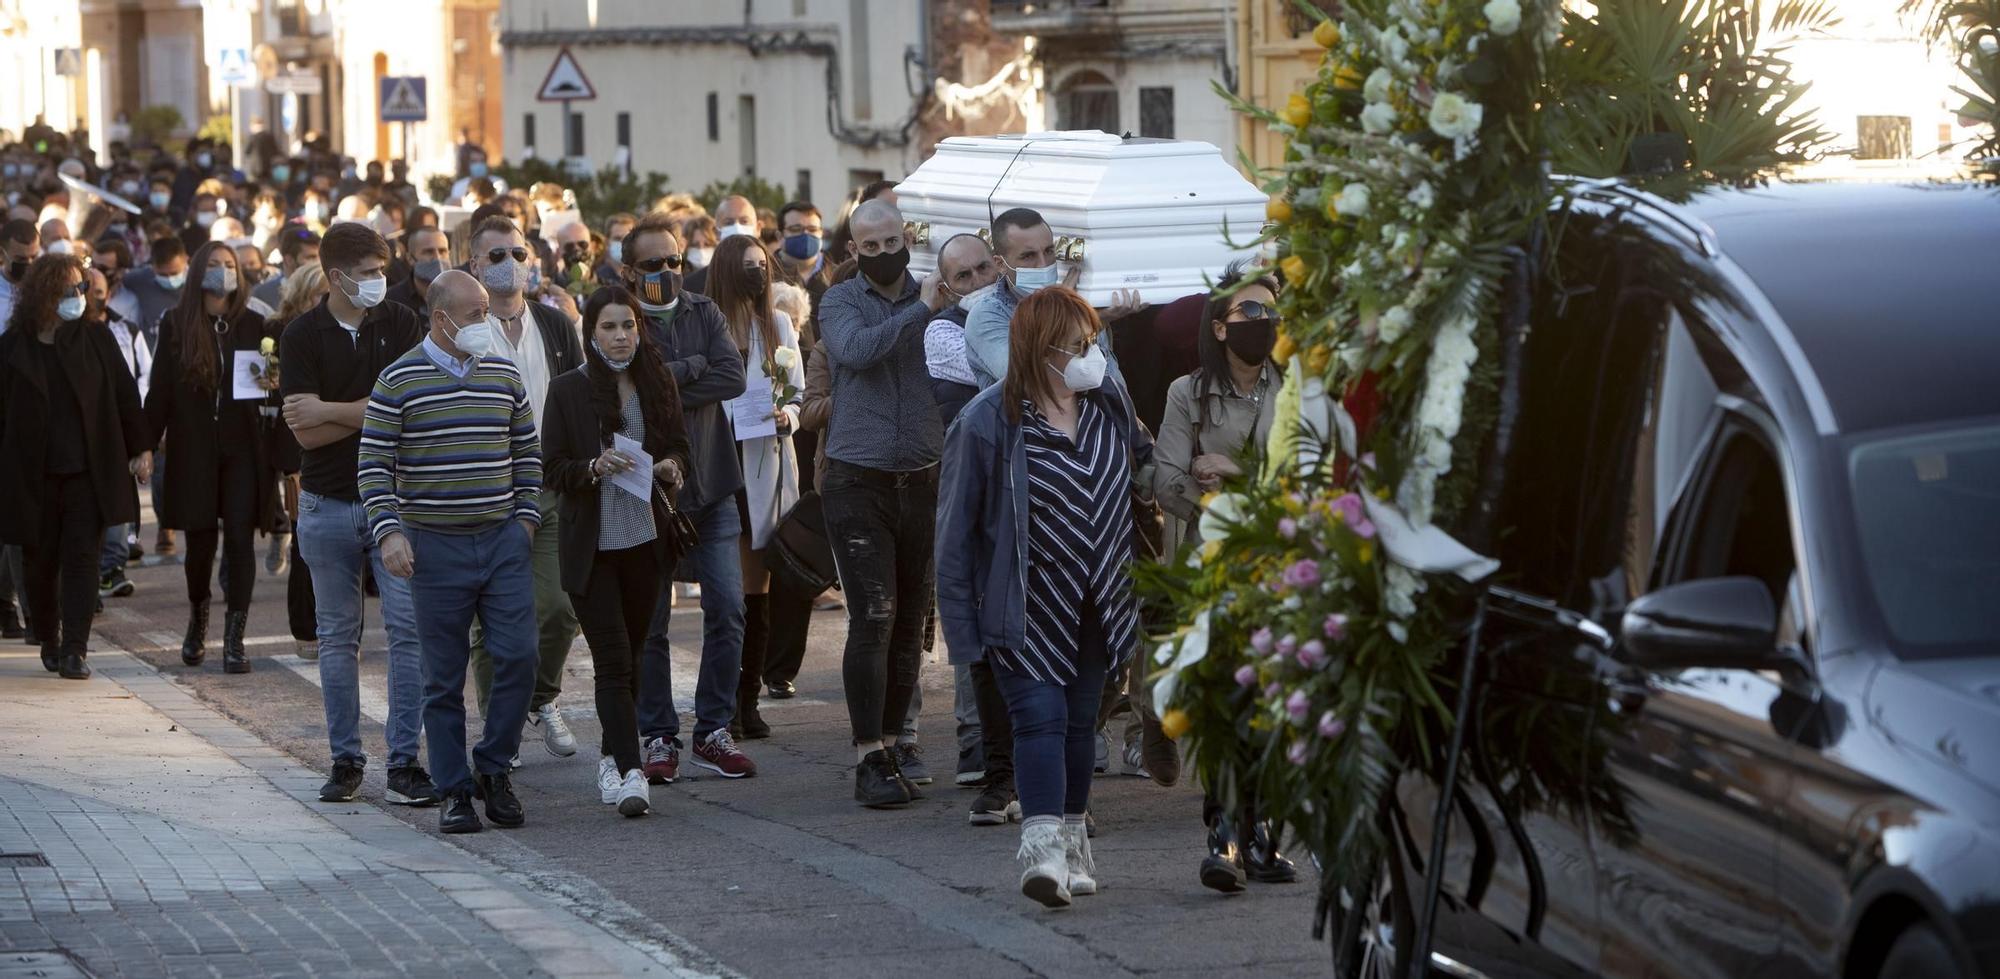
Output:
[266,72,323,96]
[536,47,596,102]
[53,48,82,77]
[379,76,427,122]
[217,47,253,86]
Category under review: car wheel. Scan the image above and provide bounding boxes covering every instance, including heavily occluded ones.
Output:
[1333,857,1416,979]
[1878,923,1960,979]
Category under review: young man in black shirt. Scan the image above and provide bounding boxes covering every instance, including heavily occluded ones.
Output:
[278,222,435,807]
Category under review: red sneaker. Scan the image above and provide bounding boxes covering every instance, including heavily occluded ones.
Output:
[642,737,679,785]
[692,730,757,778]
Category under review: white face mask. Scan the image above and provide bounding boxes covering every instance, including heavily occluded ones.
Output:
[56,295,86,321]
[1051,343,1107,392]
[45,239,72,255]
[1012,261,1060,294]
[337,268,387,309]
[684,247,712,270]
[718,222,757,241]
[446,312,496,358]
[591,338,634,371]
[956,281,998,312]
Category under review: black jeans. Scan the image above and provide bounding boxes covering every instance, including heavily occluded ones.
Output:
[969,658,1015,787]
[573,543,658,775]
[24,473,102,657]
[183,451,259,612]
[821,460,937,745]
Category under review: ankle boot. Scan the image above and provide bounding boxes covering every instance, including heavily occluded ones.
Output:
[1244,817,1299,883]
[222,610,251,674]
[735,594,771,739]
[180,603,210,667]
[1199,807,1248,893]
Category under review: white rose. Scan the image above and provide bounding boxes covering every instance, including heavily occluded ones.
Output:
[1483,0,1522,35]
[1360,102,1399,135]
[1428,92,1484,140]
[1336,182,1372,218]
[1379,305,1414,343]
[1364,67,1394,105]
[773,346,798,369]
[1406,182,1435,211]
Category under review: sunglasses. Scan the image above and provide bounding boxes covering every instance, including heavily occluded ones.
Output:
[485,247,530,264]
[631,255,685,273]
[1229,300,1276,321]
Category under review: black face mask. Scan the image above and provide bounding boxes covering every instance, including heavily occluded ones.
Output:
[5,257,27,283]
[742,267,768,296]
[1222,319,1278,364]
[856,246,911,287]
[560,243,591,268]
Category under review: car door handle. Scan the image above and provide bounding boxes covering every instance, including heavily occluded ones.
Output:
[1608,676,1654,716]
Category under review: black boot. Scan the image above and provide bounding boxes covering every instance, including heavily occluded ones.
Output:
[222,610,251,674]
[1199,807,1248,894]
[1244,817,1300,884]
[180,603,209,667]
[39,640,59,673]
[58,652,90,680]
[735,594,771,739]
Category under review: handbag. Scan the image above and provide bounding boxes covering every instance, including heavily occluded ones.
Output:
[768,490,838,596]
[651,479,702,560]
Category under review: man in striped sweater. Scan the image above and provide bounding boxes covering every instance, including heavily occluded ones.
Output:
[358,269,544,835]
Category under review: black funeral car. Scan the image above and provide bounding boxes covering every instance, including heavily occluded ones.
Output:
[1362,180,2000,979]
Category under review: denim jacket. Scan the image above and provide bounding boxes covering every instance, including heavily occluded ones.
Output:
[934,374,1153,665]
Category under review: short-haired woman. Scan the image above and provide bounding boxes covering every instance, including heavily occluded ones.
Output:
[936,287,1151,908]
[542,286,692,818]
[147,240,280,674]
[0,254,152,679]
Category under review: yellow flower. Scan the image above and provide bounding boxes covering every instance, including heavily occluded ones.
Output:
[1160,709,1191,740]
[1281,93,1313,128]
[1313,19,1342,48]
[1306,344,1332,374]
[1358,541,1375,564]
[1323,196,1340,223]
[1279,254,1308,283]
[1334,65,1364,90]
[1272,332,1297,365]
[259,337,277,357]
[1266,196,1293,223]
[1201,540,1222,564]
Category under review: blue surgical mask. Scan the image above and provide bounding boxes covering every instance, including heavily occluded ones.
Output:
[56,295,86,321]
[469,161,489,178]
[149,191,170,210]
[1011,261,1060,294]
[158,270,187,290]
[782,232,821,261]
[272,165,291,183]
[607,239,623,265]
[592,339,634,371]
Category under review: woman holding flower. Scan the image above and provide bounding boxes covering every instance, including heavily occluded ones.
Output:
[707,234,805,740]
[936,287,1152,909]
[1151,261,1300,894]
[146,240,280,674]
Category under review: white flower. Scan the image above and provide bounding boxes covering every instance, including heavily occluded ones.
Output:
[1427,93,1484,140]
[1336,183,1372,218]
[1378,305,1414,343]
[1483,0,1522,35]
[1364,67,1394,105]
[1384,565,1426,618]
[1198,492,1249,543]
[1541,7,1564,47]
[1360,102,1399,135]
[1406,182,1435,211]
[773,346,798,369]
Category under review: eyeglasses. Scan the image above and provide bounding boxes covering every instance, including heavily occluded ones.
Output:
[1228,300,1276,322]
[631,255,685,273]
[485,247,530,264]
[1048,336,1095,358]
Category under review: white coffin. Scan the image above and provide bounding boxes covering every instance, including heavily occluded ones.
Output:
[897,131,1268,307]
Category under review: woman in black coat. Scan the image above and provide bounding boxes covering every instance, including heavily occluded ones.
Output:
[146,240,278,674]
[0,254,152,679]
[541,286,691,817]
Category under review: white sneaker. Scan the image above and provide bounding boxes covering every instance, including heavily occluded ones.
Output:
[597,756,620,805]
[1017,820,1072,909]
[1062,820,1098,896]
[531,703,578,757]
[617,770,650,817]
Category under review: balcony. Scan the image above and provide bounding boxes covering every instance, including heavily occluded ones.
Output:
[988,0,1115,37]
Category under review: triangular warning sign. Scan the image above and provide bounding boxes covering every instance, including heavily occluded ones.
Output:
[385,79,423,113]
[537,47,596,102]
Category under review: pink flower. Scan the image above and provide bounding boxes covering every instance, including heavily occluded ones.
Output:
[1360,452,1378,472]
[1287,739,1310,766]
[1234,664,1258,688]
[1285,689,1311,722]
[1275,633,1298,658]
[1324,613,1349,641]
[1296,639,1327,669]
[1277,516,1299,540]
[1330,492,1366,525]
[1282,559,1322,591]
[1250,627,1275,655]
[1318,711,1347,739]
[1264,681,1283,700]
[1352,517,1377,540]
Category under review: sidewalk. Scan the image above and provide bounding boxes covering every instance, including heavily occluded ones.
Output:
[0,641,730,979]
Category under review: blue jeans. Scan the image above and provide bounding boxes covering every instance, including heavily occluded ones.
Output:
[100,523,129,578]
[295,491,424,769]
[993,618,1109,821]
[638,498,745,743]
[406,522,538,795]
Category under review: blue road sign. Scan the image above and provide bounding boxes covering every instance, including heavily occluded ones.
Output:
[379,76,427,123]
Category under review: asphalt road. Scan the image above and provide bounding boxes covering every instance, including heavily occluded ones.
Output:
[84,519,1332,978]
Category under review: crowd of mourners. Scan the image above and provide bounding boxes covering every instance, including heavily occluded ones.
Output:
[0,122,1301,909]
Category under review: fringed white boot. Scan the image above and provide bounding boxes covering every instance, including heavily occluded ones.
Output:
[1018,817,1073,908]
[1062,816,1097,896]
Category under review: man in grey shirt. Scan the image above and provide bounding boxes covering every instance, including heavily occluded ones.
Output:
[815,198,947,809]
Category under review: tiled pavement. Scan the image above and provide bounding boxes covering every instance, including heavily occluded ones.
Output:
[0,644,729,979]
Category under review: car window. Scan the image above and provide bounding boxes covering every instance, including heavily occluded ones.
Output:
[1847,422,2000,657]
[1665,432,1795,603]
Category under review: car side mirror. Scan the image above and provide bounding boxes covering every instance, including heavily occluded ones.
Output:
[1619,576,1779,670]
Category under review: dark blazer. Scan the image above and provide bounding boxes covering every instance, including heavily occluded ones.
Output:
[0,321,151,544]
[145,308,281,530]
[540,365,693,595]
[525,300,584,379]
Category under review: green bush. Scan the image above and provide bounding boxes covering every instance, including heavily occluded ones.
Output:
[694,174,789,214]
[197,114,233,146]
[489,158,672,219]
[129,105,185,148]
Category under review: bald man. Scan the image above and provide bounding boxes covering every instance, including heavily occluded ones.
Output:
[816,198,949,808]
[359,267,543,835]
